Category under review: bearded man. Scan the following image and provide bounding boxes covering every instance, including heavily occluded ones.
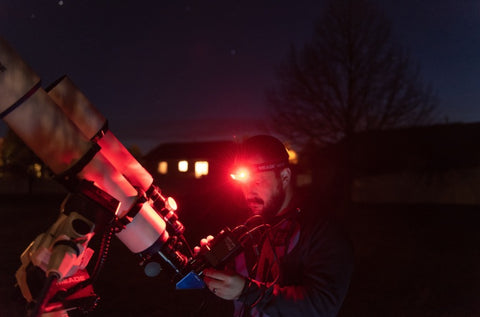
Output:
[202,135,353,317]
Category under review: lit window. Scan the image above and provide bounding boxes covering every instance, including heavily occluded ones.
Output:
[33,163,42,178]
[195,161,209,178]
[178,160,188,172]
[157,161,168,174]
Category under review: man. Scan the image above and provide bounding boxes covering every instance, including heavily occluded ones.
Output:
[202,135,353,316]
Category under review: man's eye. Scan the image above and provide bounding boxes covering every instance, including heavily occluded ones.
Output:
[253,176,265,184]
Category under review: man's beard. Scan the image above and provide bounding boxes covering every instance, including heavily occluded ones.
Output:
[248,183,285,222]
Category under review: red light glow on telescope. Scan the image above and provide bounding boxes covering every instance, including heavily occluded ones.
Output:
[166,196,178,212]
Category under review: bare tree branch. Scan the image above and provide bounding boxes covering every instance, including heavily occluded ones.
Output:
[268,0,437,147]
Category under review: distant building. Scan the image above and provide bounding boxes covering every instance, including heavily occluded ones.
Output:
[314,122,480,205]
[143,140,237,182]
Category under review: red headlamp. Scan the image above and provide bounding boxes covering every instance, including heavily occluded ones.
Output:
[230,161,288,183]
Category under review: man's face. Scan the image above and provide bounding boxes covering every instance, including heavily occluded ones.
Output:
[236,155,286,219]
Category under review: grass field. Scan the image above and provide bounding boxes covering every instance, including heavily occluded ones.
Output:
[1,194,479,316]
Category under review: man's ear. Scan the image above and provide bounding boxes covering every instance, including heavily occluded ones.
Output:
[280,167,291,188]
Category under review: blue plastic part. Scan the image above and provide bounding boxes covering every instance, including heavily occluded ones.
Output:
[175,271,206,290]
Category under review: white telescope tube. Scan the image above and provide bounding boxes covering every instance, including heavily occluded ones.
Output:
[47,76,183,234]
[0,37,168,253]
[0,39,91,174]
[47,76,154,192]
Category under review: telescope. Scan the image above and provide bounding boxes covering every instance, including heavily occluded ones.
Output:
[0,37,258,316]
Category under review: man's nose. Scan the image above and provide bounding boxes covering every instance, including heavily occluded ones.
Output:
[241,183,257,197]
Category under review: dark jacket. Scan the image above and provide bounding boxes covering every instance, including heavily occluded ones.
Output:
[235,206,354,317]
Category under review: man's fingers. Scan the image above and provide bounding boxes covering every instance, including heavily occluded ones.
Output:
[203,269,246,300]
[194,235,215,255]
[203,268,230,280]
[200,235,214,247]
[203,275,224,294]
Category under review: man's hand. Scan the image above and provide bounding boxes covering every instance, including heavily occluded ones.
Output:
[194,236,246,300]
[203,268,246,300]
[193,235,214,255]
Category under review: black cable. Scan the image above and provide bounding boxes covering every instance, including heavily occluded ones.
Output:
[90,221,114,283]
[29,272,59,317]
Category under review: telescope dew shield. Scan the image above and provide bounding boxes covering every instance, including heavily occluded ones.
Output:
[0,37,39,114]
[47,76,153,191]
[46,76,106,141]
[0,36,92,174]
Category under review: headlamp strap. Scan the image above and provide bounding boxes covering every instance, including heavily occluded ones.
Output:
[253,161,288,172]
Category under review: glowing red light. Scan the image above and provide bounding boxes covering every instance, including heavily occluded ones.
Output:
[166,196,177,211]
[230,167,250,183]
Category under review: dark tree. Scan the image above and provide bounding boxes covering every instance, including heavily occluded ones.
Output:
[268,0,437,147]
[268,0,437,214]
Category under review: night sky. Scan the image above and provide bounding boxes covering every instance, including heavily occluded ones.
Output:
[1,0,479,152]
